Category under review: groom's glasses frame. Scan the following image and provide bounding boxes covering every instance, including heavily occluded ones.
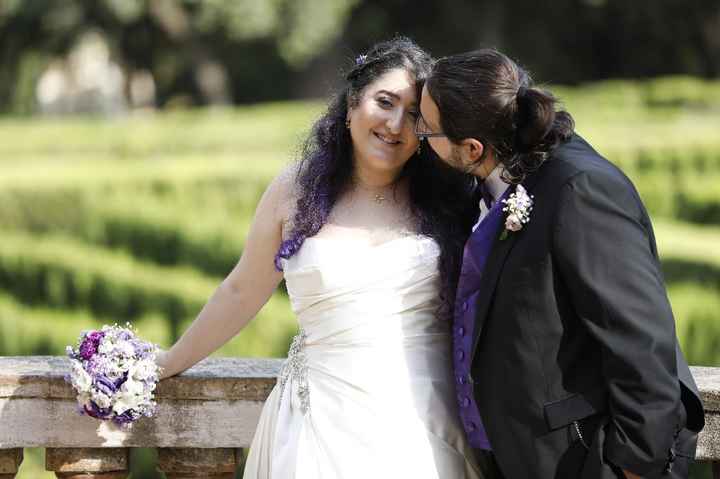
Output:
[414,115,447,140]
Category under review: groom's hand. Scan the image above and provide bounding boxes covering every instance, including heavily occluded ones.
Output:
[623,470,641,479]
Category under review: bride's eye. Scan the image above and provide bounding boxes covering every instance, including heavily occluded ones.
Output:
[376,97,393,109]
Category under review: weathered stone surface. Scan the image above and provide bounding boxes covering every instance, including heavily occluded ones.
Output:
[0,448,23,473]
[54,474,127,479]
[45,447,128,472]
[0,358,718,464]
[0,357,283,401]
[157,447,237,473]
[697,412,720,461]
[691,366,720,412]
[0,398,266,448]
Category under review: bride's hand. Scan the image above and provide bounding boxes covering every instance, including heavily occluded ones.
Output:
[156,349,171,380]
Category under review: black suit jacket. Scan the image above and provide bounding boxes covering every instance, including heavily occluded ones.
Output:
[469,134,705,479]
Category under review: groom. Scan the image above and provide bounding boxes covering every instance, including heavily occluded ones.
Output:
[417,49,705,479]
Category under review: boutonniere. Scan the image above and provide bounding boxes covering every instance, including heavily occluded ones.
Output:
[500,184,533,240]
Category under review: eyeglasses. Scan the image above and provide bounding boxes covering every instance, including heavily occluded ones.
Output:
[414,115,447,140]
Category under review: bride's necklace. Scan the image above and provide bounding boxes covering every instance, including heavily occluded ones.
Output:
[353,179,395,206]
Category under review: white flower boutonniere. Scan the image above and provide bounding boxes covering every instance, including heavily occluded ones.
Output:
[500,184,533,240]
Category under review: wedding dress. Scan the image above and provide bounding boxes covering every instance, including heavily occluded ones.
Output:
[243,232,482,478]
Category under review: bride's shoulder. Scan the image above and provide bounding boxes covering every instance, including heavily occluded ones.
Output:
[262,163,300,229]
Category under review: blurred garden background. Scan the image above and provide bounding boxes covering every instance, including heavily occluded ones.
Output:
[1,0,719,477]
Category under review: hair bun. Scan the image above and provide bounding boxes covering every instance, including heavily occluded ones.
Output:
[514,87,556,153]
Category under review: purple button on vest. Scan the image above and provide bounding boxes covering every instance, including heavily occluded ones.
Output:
[453,188,510,449]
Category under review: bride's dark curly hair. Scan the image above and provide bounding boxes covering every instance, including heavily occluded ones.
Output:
[426,49,575,184]
[275,37,476,320]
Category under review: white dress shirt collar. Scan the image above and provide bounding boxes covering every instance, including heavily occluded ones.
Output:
[483,165,510,203]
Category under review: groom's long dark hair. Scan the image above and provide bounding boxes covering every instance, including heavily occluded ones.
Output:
[426,49,575,184]
[276,37,476,320]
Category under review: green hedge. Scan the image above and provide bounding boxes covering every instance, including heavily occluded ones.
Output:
[0,230,217,341]
[0,290,297,359]
[0,179,265,276]
[669,284,720,367]
[629,172,720,224]
[0,102,322,160]
[611,147,720,176]
[0,293,167,356]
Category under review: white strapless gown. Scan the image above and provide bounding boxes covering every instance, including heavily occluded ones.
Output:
[243,234,483,479]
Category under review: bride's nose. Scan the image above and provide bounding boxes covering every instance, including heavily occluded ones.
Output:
[385,109,403,135]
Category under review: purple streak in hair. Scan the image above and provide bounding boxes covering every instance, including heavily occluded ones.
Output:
[274,150,334,271]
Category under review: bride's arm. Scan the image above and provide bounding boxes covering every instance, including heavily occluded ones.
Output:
[157,171,292,379]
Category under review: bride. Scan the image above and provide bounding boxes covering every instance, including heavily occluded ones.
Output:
[158,37,483,479]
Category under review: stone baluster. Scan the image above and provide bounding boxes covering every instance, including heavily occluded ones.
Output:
[157,447,241,479]
[45,448,128,479]
[0,449,23,479]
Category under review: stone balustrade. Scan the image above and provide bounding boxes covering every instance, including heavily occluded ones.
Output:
[0,357,718,478]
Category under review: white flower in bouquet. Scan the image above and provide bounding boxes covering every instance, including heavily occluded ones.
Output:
[115,341,136,359]
[92,391,112,409]
[71,361,93,393]
[130,359,157,382]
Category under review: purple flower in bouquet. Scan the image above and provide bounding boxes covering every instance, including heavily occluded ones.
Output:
[131,339,153,359]
[86,355,109,376]
[114,411,136,425]
[114,371,129,389]
[116,330,132,341]
[94,375,118,396]
[84,401,111,420]
[79,330,105,360]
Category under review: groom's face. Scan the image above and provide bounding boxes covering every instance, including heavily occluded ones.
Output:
[419,85,455,163]
[420,85,488,176]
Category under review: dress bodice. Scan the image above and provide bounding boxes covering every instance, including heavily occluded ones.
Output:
[281,234,446,343]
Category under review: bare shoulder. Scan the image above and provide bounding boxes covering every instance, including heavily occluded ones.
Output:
[261,163,300,229]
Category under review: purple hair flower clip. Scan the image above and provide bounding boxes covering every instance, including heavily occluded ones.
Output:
[355,54,368,66]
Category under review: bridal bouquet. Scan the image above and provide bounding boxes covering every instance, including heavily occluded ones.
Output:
[65,323,162,427]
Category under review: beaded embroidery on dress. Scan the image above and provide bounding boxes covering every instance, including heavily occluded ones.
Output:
[243,233,483,479]
[277,329,309,415]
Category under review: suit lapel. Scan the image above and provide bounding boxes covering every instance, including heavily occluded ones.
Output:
[470,215,521,360]
[470,170,543,360]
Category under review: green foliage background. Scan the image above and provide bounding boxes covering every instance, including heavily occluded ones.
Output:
[3,77,720,477]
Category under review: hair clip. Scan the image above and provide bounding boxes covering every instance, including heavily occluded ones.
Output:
[355,54,368,66]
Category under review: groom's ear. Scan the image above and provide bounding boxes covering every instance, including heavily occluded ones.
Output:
[459,138,485,163]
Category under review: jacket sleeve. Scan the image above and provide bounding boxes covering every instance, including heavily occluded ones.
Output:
[553,169,681,475]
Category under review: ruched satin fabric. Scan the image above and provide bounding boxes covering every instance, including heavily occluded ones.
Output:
[243,235,483,479]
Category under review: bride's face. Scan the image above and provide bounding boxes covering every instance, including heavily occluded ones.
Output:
[347,68,421,175]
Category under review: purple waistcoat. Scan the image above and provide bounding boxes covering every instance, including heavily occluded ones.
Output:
[453,189,510,449]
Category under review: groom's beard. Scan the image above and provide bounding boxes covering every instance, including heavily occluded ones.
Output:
[449,146,478,175]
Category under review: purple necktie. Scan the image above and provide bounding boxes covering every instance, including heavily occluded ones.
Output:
[479,182,494,210]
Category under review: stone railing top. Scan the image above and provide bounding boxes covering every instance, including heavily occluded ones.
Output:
[690,366,720,411]
[2,358,716,406]
[0,356,284,449]
[0,356,283,401]
[0,358,718,453]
